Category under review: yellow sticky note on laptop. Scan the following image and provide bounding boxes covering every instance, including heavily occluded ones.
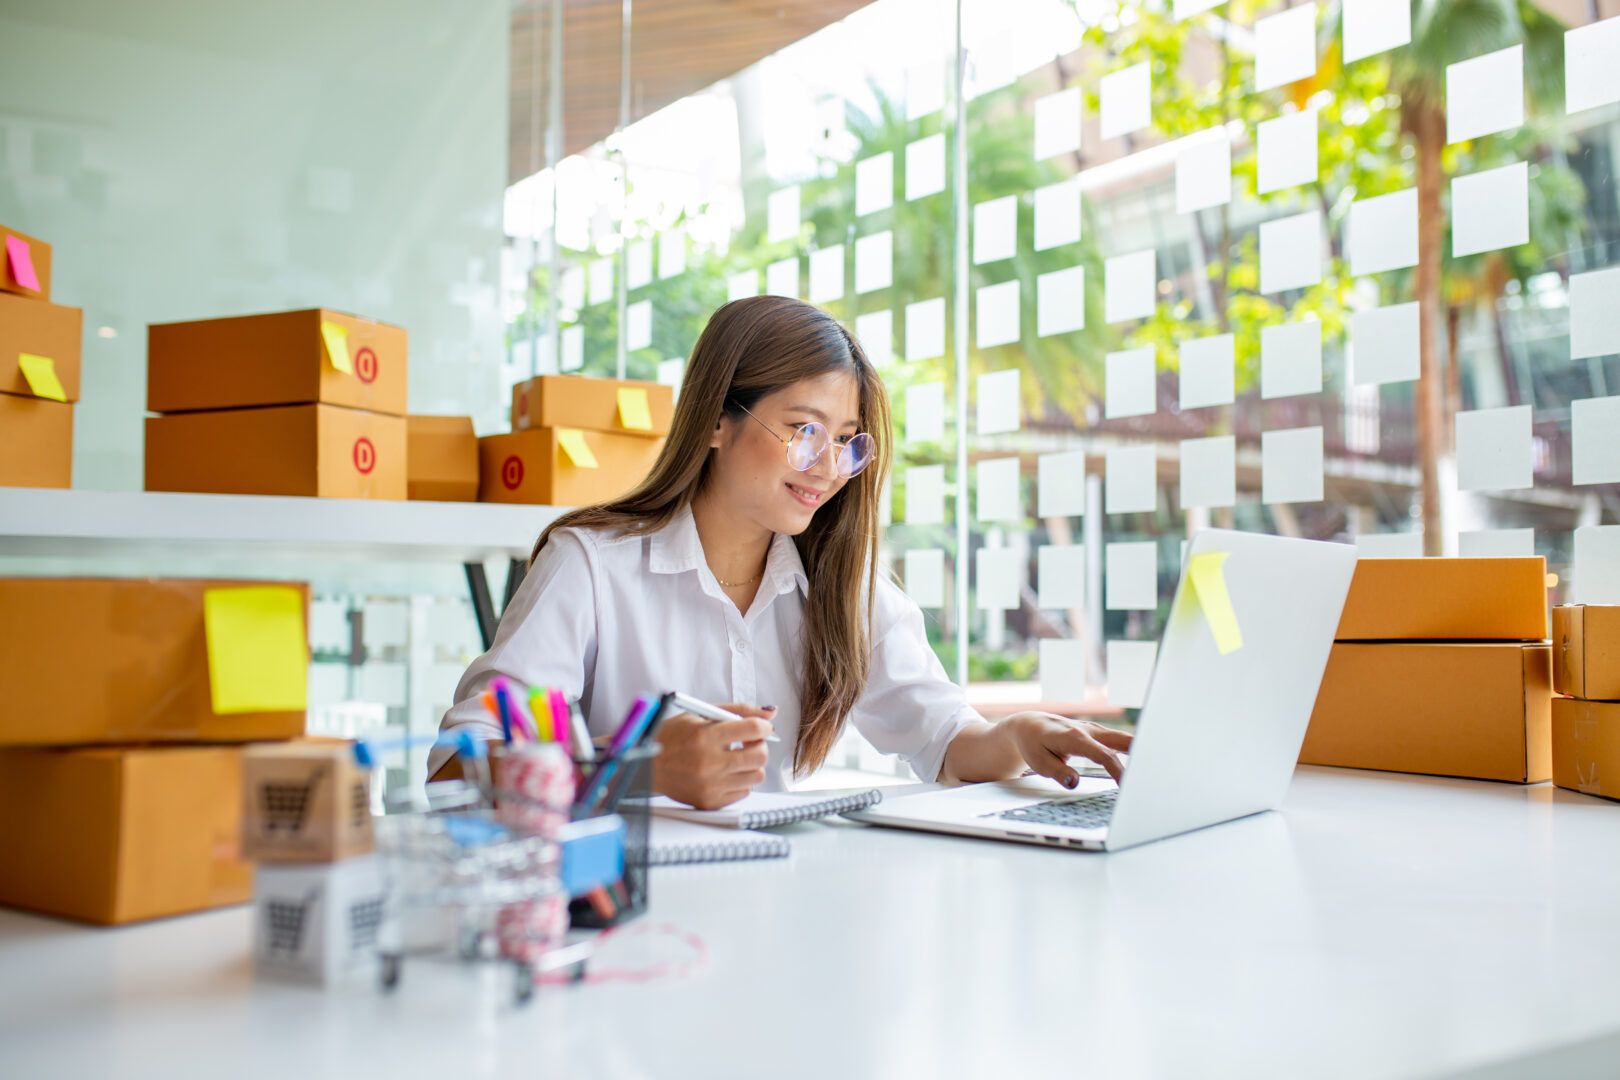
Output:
[1187,551,1243,654]
[203,586,309,714]
[556,427,599,468]
[320,320,352,374]
[617,387,653,431]
[17,353,67,402]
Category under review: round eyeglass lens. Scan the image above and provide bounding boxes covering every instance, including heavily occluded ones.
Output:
[837,432,876,478]
[785,422,829,471]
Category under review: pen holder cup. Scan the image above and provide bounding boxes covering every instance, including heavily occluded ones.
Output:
[568,743,658,930]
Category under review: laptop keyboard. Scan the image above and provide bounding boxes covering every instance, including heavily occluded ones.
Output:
[990,788,1119,830]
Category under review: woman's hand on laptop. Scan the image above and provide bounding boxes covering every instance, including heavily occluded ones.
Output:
[651,704,776,810]
[1001,713,1133,787]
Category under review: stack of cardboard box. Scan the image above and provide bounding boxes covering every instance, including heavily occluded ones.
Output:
[145,309,407,499]
[1301,557,1553,783]
[480,374,672,505]
[0,578,309,924]
[1,223,81,488]
[1551,604,1620,800]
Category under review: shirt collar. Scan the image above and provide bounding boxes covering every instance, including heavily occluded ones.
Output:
[649,503,809,598]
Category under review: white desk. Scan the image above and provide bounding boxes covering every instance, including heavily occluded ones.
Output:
[3,767,1619,1080]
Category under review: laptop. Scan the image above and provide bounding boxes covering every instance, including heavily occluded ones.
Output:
[849,529,1357,852]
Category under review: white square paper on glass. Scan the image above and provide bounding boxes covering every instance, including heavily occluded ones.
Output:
[1459,529,1535,557]
[588,257,614,305]
[906,297,947,361]
[1256,109,1319,195]
[977,368,1021,435]
[1107,641,1158,708]
[1259,210,1322,294]
[977,457,1023,522]
[1262,426,1324,504]
[854,309,894,367]
[1570,266,1620,361]
[658,228,686,279]
[1456,405,1532,491]
[1180,435,1237,509]
[656,357,684,392]
[905,464,946,525]
[1567,18,1620,115]
[1356,532,1423,558]
[1100,62,1152,140]
[560,266,586,311]
[904,548,945,609]
[1034,86,1082,161]
[976,548,1021,611]
[1453,162,1528,257]
[1179,333,1236,409]
[1107,346,1157,419]
[1041,640,1089,703]
[1351,302,1420,385]
[1106,444,1158,515]
[1261,318,1323,399]
[1038,449,1088,517]
[974,196,1018,264]
[1343,0,1410,63]
[1447,45,1523,144]
[559,323,585,372]
[766,257,799,299]
[1105,250,1156,323]
[1255,4,1318,92]
[767,185,801,244]
[1037,266,1086,337]
[854,231,893,294]
[1573,395,1620,485]
[1175,127,1232,214]
[906,133,947,200]
[1038,544,1086,609]
[727,269,759,303]
[856,152,894,217]
[907,57,947,120]
[625,300,652,351]
[976,280,1021,349]
[906,382,945,444]
[1174,0,1225,20]
[808,245,845,304]
[1574,526,1620,605]
[1106,541,1158,611]
[1349,188,1418,276]
[626,240,653,290]
[1034,178,1082,251]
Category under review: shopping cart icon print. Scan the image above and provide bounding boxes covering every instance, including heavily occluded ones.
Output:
[350,780,370,830]
[348,897,384,953]
[265,888,320,956]
[259,765,328,834]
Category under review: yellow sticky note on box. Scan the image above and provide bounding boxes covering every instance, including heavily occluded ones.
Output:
[556,427,599,468]
[1187,551,1243,654]
[17,353,67,402]
[203,586,309,714]
[617,387,653,431]
[320,320,353,374]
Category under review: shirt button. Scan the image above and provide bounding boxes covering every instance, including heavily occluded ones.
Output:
[734,639,749,653]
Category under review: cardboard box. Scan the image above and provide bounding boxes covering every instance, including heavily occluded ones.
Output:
[1552,605,1620,702]
[406,414,479,502]
[478,426,663,506]
[146,403,406,500]
[1334,557,1548,641]
[0,745,251,924]
[241,742,373,862]
[0,291,81,401]
[0,223,52,301]
[253,856,385,983]
[1301,642,1552,783]
[1552,697,1620,801]
[511,374,673,436]
[0,577,308,746]
[0,392,72,489]
[147,309,407,416]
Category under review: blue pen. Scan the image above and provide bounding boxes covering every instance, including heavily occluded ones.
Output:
[582,696,660,807]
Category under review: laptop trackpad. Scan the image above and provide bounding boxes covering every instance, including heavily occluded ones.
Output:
[903,774,1117,816]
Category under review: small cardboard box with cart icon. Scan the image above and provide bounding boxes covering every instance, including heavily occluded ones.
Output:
[253,855,386,983]
[241,741,374,862]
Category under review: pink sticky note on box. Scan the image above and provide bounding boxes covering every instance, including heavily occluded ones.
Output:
[6,235,41,292]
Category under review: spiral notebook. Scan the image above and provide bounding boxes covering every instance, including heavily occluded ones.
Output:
[649,819,791,865]
[647,789,883,829]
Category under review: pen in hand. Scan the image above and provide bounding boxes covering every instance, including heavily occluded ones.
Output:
[669,692,781,749]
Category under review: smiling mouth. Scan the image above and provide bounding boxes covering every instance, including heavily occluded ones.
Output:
[786,482,825,506]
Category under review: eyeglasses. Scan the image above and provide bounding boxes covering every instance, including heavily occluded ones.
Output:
[737,404,876,480]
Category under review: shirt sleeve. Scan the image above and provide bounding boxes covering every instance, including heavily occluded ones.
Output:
[427,528,600,777]
[846,576,982,783]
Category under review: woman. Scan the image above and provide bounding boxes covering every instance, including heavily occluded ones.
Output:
[430,295,1131,808]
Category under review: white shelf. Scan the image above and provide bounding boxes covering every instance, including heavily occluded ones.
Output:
[0,488,570,564]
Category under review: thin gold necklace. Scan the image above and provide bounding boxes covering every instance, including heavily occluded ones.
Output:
[714,568,762,588]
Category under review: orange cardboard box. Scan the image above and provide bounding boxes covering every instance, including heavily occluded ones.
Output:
[147,309,407,416]
[1301,642,1552,783]
[511,374,673,437]
[241,742,374,862]
[1334,557,1549,641]
[0,223,51,301]
[146,403,405,500]
[0,291,81,401]
[1552,697,1620,801]
[1552,605,1620,701]
[0,577,308,746]
[406,414,479,502]
[0,745,252,924]
[479,426,663,506]
[0,392,71,489]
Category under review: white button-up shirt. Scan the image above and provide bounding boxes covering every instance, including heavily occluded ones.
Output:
[430,505,981,787]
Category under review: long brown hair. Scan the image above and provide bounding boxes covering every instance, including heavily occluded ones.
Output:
[530,295,894,776]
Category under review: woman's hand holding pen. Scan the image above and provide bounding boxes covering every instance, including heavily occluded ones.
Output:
[1001,712,1133,788]
[652,704,777,810]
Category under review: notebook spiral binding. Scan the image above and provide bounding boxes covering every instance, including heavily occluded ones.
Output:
[648,835,790,866]
[740,789,882,829]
